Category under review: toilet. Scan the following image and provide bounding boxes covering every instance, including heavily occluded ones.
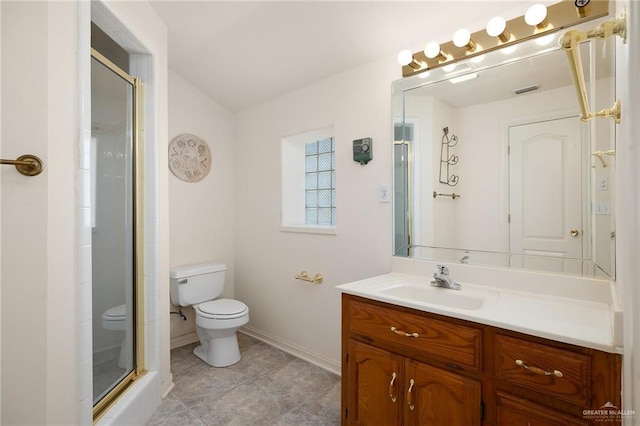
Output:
[102,304,127,369]
[170,262,249,367]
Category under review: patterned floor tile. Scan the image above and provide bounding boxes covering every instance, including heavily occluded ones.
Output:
[147,334,341,426]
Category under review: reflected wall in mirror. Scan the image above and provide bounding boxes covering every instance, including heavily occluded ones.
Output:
[393,22,616,279]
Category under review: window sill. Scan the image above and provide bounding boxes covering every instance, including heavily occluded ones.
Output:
[280,225,338,236]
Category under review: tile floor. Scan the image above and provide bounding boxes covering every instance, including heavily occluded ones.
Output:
[146,333,341,426]
[93,346,127,403]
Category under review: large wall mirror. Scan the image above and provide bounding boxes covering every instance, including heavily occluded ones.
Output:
[393,19,616,279]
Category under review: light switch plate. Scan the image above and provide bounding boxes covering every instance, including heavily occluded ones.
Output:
[379,185,391,203]
[595,202,610,215]
[597,178,608,190]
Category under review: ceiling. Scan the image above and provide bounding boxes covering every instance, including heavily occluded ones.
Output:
[148,1,531,112]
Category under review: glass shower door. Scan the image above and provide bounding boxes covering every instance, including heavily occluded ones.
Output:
[90,52,138,410]
[394,122,413,257]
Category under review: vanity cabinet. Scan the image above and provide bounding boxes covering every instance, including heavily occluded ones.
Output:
[341,294,622,425]
[348,340,482,425]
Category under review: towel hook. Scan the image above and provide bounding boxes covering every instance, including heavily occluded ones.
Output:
[0,154,44,176]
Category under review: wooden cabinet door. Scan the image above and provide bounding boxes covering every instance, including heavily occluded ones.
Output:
[404,359,482,426]
[347,340,402,426]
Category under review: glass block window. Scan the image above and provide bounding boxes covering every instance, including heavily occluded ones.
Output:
[305,137,336,225]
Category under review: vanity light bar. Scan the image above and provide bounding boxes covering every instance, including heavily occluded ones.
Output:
[400,0,609,77]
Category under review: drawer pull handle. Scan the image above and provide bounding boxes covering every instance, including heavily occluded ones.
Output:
[389,372,397,402]
[407,379,415,411]
[390,326,419,338]
[515,359,563,378]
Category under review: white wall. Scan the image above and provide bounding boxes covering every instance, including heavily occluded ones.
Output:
[168,70,236,344]
[0,2,3,420]
[616,0,640,422]
[234,57,396,371]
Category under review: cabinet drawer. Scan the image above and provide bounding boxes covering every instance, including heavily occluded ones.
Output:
[349,300,482,371]
[497,392,590,426]
[495,335,591,406]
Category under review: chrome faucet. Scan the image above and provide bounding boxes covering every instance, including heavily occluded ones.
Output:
[431,265,461,290]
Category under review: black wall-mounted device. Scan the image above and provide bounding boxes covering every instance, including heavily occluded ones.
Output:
[353,138,373,165]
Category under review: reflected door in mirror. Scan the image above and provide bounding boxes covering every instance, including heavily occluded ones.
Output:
[509,116,583,274]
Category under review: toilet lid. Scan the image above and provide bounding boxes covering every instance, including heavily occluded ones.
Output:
[103,304,126,320]
[197,299,248,319]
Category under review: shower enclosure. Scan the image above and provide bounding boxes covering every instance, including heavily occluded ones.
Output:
[91,31,144,418]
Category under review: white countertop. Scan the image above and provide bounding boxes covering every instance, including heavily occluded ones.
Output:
[337,267,622,354]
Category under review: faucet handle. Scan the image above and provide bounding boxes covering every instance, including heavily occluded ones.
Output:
[436,265,449,275]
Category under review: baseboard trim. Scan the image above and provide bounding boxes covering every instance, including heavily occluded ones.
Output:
[170,332,199,350]
[160,375,175,399]
[240,325,341,376]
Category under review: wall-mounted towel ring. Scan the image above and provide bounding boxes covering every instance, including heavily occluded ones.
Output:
[295,271,323,284]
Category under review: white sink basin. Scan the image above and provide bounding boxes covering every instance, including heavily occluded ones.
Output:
[378,282,498,311]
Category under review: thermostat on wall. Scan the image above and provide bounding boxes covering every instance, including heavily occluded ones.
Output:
[353,138,373,165]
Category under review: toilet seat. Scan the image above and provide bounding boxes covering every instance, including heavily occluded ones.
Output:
[103,304,126,321]
[102,304,126,332]
[196,299,248,320]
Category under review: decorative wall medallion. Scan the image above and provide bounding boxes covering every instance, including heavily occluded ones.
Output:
[168,134,211,183]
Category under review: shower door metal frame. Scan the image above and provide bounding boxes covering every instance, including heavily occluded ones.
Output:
[90,47,146,421]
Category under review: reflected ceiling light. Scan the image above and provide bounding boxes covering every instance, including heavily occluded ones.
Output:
[535,33,556,46]
[470,55,485,64]
[486,16,511,43]
[449,72,478,84]
[418,71,431,79]
[501,45,518,55]
[397,49,423,69]
[443,63,456,72]
[424,41,449,62]
[453,28,478,52]
[525,4,550,30]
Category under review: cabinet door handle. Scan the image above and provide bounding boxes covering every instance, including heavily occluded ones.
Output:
[389,372,397,402]
[407,378,415,411]
[390,326,419,338]
[515,359,563,377]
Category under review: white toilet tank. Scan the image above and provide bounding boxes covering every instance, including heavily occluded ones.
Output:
[170,262,226,307]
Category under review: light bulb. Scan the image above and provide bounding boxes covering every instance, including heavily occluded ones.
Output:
[525,3,549,29]
[397,50,414,66]
[453,28,478,52]
[453,29,471,47]
[424,41,442,59]
[486,17,507,37]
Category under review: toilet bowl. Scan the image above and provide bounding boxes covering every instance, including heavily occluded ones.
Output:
[193,299,249,367]
[170,263,250,367]
[102,304,127,369]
